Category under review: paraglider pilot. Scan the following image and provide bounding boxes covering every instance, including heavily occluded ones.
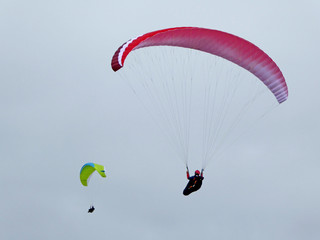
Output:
[183,167,204,196]
[88,205,95,213]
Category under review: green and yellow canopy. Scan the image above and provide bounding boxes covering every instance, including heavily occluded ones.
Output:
[80,163,106,186]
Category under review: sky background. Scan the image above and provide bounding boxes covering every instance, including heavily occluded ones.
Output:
[1,0,320,239]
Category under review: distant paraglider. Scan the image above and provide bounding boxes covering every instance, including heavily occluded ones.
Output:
[88,205,95,213]
[80,163,106,213]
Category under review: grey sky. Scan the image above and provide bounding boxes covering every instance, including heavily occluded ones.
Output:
[1,0,320,240]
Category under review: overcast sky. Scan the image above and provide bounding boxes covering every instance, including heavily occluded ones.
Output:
[1,0,320,240]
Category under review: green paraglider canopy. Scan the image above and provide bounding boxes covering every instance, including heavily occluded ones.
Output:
[80,163,106,186]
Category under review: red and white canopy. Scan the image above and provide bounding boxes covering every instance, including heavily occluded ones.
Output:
[111,27,288,103]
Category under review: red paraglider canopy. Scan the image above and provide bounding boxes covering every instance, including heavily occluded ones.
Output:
[111,27,288,103]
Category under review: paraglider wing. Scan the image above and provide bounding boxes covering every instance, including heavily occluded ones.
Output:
[80,163,106,186]
[111,27,288,103]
